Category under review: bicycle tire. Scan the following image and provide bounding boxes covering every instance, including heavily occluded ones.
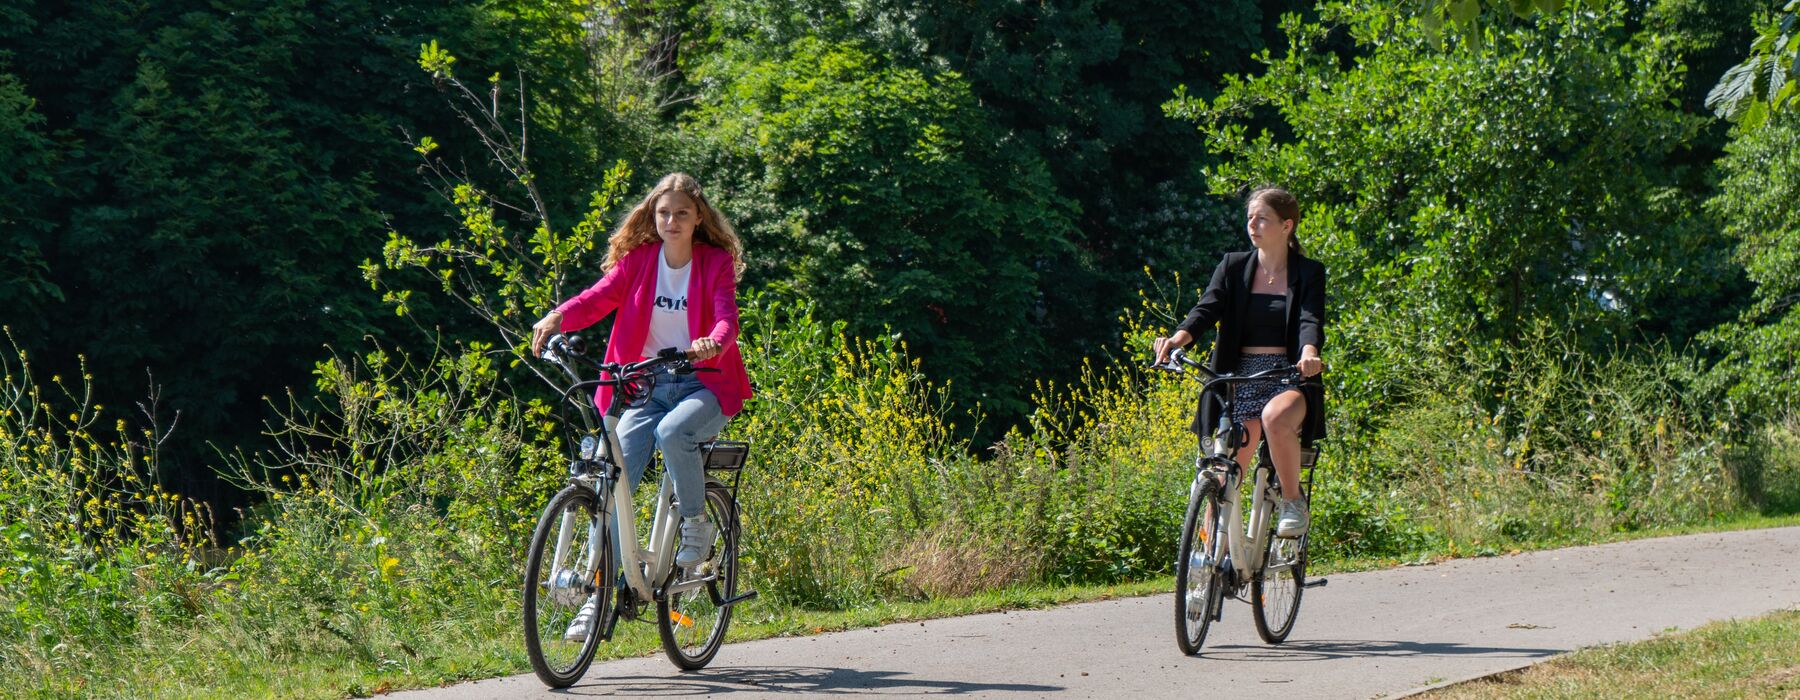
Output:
[1175,476,1225,655]
[523,484,613,688]
[1251,523,1305,644]
[657,480,739,670]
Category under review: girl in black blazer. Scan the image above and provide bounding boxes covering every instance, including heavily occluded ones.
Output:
[1154,188,1325,538]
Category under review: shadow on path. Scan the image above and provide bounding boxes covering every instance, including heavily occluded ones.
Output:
[560,666,1063,696]
[1197,639,1568,663]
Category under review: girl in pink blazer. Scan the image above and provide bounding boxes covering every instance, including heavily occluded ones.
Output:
[529,173,752,580]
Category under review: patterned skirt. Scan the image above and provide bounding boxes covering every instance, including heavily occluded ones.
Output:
[1232,353,1300,422]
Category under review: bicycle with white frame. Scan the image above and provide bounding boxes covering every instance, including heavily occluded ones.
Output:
[1156,347,1325,655]
[522,333,754,687]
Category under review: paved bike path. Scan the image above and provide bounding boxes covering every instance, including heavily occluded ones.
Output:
[393,526,1800,699]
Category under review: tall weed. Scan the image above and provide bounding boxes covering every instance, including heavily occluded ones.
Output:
[0,334,219,696]
[1331,331,1742,556]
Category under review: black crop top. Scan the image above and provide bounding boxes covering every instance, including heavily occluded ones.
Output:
[1241,293,1287,347]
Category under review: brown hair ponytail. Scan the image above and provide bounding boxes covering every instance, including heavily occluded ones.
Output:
[1248,187,1303,257]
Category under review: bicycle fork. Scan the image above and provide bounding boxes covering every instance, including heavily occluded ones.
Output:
[548,499,603,608]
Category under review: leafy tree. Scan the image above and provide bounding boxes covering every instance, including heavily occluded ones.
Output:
[893,0,1319,362]
[0,0,526,509]
[1167,1,1730,421]
[1645,0,1767,114]
[1703,112,1800,417]
[377,38,636,370]
[681,37,1078,420]
[0,3,57,339]
[687,0,1313,368]
[1410,0,1609,42]
[476,0,684,215]
[1706,0,1799,126]
[0,70,58,338]
[1406,0,1791,127]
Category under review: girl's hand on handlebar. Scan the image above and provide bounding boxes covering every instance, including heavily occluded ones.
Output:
[1296,353,1323,378]
[1153,330,1193,366]
[688,337,722,362]
[530,311,563,358]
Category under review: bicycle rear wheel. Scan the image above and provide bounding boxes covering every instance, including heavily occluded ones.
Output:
[1252,522,1305,643]
[523,484,613,688]
[1174,476,1225,655]
[657,481,739,670]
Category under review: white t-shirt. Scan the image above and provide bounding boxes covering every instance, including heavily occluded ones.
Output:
[643,251,691,358]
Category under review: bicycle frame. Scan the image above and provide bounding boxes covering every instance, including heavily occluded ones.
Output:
[540,340,733,607]
[1162,348,1312,587]
[522,333,756,687]
[1197,449,1300,586]
[546,416,696,605]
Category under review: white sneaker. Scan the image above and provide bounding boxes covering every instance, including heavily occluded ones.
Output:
[1276,499,1310,538]
[563,593,599,642]
[676,515,717,568]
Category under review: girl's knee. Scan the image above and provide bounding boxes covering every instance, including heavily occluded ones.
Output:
[1262,401,1302,432]
[654,422,692,447]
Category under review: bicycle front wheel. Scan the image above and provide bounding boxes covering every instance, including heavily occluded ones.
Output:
[657,481,739,670]
[1174,475,1224,655]
[523,484,613,688]
[1252,522,1306,644]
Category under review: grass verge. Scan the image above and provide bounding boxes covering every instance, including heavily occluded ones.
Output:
[1423,607,1800,699]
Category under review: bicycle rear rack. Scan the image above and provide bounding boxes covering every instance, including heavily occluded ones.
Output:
[700,439,756,608]
[702,439,749,492]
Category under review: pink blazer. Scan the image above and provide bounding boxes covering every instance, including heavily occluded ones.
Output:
[555,242,753,416]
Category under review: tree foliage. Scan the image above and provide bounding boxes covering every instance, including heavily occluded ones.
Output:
[1704,111,1800,416]
[0,70,58,335]
[0,0,529,507]
[669,0,1314,423]
[1706,0,1800,127]
[2,0,1793,502]
[1168,1,1731,420]
[681,37,1077,418]
[890,0,1316,362]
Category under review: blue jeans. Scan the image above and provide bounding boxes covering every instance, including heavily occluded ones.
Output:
[615,373,729,519]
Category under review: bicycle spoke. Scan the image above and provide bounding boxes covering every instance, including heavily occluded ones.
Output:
[658,485,737,669]
[1176,479,1224,655]
[524,487,611,688]
[1253,522,1305,643]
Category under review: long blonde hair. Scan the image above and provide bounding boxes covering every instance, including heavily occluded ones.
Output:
[604,173,746,280]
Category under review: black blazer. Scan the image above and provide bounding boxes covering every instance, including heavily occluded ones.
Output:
[1176,250,1327,446]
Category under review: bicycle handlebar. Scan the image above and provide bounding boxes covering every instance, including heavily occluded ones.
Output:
[1152,347,1312,390]
[541,334,705,385]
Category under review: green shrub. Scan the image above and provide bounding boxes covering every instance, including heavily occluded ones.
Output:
[0,335,220,696]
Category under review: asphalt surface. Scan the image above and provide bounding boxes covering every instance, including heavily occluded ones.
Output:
[391,526,1800,699]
